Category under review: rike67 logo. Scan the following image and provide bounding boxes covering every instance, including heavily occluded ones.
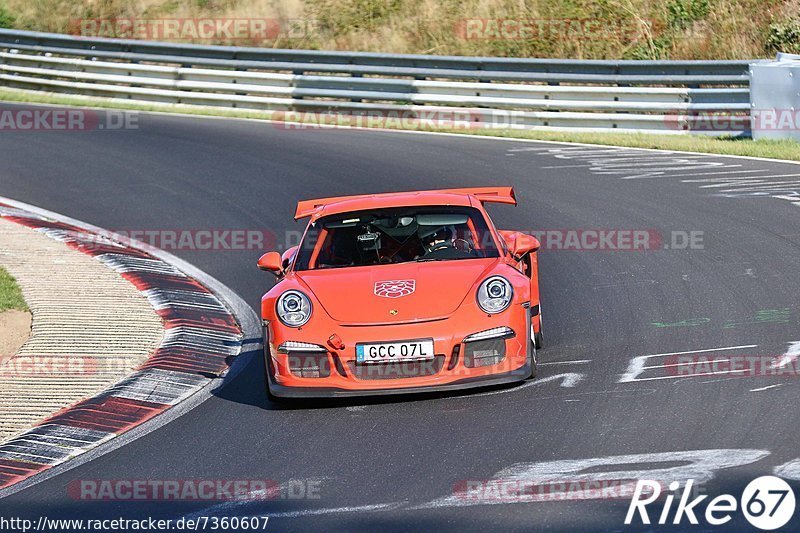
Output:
[626,476,795,530]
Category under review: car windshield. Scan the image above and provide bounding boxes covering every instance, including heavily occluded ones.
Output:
[294,206,499,270]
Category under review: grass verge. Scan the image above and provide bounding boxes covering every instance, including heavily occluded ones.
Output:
[0,267,27,312]
[1,87,799,163]
[0,0,793,60]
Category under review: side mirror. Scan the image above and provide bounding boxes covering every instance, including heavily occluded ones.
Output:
[257,251,284,276]
[281,246,299,271]
[512,233,540,258]
[500,231,540,259]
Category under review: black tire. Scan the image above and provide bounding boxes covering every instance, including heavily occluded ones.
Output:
[528,346,538,380]
[534,311,544,350]
[527,314,538,380]
[263,343,282,403]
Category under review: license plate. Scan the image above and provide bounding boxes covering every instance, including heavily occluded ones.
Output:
[356,339,435,363]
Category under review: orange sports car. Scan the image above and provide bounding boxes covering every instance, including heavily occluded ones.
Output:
[258,187,543,398]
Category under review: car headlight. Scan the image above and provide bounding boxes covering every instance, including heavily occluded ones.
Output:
[477,276,513,314]
[276,290,312,327]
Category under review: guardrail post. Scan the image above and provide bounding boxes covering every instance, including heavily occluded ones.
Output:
[750,54,800,141]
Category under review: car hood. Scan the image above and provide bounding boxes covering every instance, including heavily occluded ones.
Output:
[295,259,498,324]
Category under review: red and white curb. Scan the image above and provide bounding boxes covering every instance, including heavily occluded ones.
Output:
[0,199,250,490]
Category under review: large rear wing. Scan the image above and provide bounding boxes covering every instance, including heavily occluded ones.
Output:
[294,186,516,219]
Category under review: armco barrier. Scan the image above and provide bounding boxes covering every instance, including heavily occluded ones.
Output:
[0,29,760,135]
[749,53,800,141]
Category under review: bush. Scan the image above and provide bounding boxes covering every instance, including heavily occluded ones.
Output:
[667,0,710,30]
[0,5,15,28]
[766,20,800,54]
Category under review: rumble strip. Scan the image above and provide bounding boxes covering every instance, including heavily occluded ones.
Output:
[0,201,243,489]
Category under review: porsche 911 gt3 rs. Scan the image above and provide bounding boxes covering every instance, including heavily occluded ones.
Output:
[258,187,543,398]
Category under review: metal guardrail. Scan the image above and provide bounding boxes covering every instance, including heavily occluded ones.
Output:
[749,53,800,141]
[0,29,758,135]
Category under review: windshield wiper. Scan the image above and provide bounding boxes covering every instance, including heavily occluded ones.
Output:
[414,257,448,262]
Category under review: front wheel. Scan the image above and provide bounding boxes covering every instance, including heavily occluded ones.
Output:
[262,334,283,403]
[527,314,538,380]
[263,350,277,401]
[528,347,538,380]
[534,310,544,350]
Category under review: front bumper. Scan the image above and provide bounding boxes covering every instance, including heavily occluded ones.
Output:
[264,302,535,398]
[266,359,532,398]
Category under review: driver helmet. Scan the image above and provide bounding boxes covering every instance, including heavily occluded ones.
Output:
[423,225,455,252]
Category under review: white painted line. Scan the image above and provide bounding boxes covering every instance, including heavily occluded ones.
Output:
[548,149,647,157]
[773,195,800,202]
[643,345,757,358]
[676,169,771,178]
[565,156,696,164]
[538,359,591,366]
[414,449,771,510]
[263,502,405,519]
[506,147,557,152]
[602,165,737,175]
[624,368,749,382]
[467,373,585,397]
[700,180,800,189]
[543,146,624,151]
[700,174,800,187]
[619,345,757,383]
[642,358,730,370]
[592,156,715,167]
[775,459,800,481]
[750,384,782,392]
[685,178,776,187]
[771,341,800,369]
[691,179,776,188]
[618,165,736,178]
[721,181,800,192]
[596,159,731,167]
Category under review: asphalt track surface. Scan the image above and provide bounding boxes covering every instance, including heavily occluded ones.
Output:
[2,102,800,531]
